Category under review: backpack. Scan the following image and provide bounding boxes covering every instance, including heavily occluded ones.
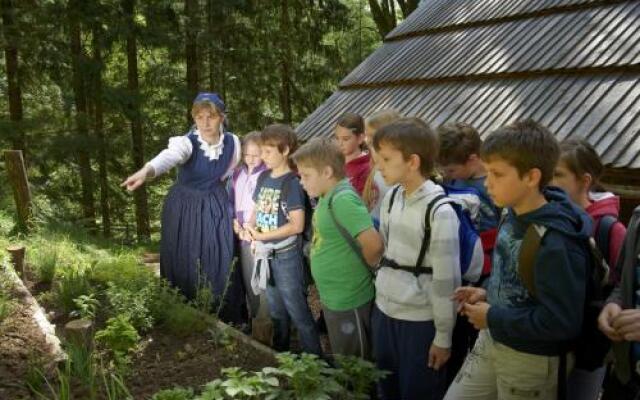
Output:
[595,214,618,280]
[386,184,484,283]
[517,222,612,368]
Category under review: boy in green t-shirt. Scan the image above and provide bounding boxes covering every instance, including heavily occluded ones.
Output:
[292,138,384,359]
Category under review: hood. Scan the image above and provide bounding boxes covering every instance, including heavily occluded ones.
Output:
[517,186,592,240]
[587,191,621,219]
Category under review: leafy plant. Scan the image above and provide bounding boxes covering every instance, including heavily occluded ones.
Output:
[32,246,59,284]
[90,255,154,291]
[151,387,195,400]
[54,268,93,314]
[65,340,97,394]
[266,352,342,400]
[101,369,133,400]
[0,290,14,323]
[334,355,389,399]
[71,293,100,320]
[160,301,212,338]
[218,368,279,398]
[208,326,233,349]
[30,359,72,400]
[105,283,154,332]
[95,315,140,364]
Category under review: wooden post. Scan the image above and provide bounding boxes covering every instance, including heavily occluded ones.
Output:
[6,244,25,277]
[3,150,31,231]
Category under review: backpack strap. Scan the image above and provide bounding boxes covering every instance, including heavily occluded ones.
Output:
[595,215,617,267]
[387,185,401,214]
[416,194,448,269]
[327,186,371,269]
[517,223,547,299]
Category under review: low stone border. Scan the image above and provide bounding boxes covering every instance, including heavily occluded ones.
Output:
[1,261,67,365]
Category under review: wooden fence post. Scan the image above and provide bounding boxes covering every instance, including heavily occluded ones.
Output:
[3,150,32,231]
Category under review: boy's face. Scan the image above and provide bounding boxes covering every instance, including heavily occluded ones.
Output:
[243,142,262,171]
[260,144,288,170]
[442,162,471,181]
[483,156,540,209]
[298,165,332,198]
[194,109,223,137]
[376,142,416,186]
[334,126,364,158]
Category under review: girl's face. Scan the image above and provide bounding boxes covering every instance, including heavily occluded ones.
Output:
[243,142,262,171]
[194,109,223,137]
[334,126,364,158]
[552,160,586,204]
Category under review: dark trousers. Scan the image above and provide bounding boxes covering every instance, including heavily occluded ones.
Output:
[603,372,640,400]
[372,305,447,400]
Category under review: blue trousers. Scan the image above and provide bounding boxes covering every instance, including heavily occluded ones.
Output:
[266,246,322,356]
[372,305,447,400]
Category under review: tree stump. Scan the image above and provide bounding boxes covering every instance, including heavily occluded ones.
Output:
[6,245,25,277]
[251,317,273,347]
[64,319,94,350]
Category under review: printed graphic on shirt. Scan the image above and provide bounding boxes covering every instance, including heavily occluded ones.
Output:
[255,186,283,232]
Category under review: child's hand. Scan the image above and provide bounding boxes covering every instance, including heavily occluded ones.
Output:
[612,308,640,342]
[246,226,266,241]
[598,302,623,342]
[233,219,242,234]
[427,344,450,371]
[452,286,487,313]
[462,302,490,330]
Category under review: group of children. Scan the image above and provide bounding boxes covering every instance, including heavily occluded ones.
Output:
[228,112,640,400]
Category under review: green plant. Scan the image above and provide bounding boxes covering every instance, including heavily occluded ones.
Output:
[161,301,212,337]
[0,290,14,323]
[151,387,195,400]
[101,369,133,400]
[65,340,97,395]
[31,359,72,400]
[54,268,93,314]
[90,255,154,291]
[334,355,389,399]
[193,262,214,314]
[219,368,280,398]
[105,283,154,332]
[71,293,100,320]
[95,315,140,363]
[265,353,342,400]
[207,326,233,349]
[32,246,59,284]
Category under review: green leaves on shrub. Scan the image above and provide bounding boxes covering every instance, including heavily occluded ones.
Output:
[54,269,93,314]
[95,315,140,358]
[151,387,195,400]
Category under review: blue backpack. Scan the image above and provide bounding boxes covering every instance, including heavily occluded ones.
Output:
[387,184,484,283]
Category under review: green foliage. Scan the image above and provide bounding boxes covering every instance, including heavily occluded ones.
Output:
[95,315,140,359]
[65,340,97,395]
[101,370,133,400]
[104,283,154,332]
[90,255,155,291]
[53,268,93,314]
[334,355,389,399]
[0,286,14,323]
[71,293,100,320]
[160,301,212,338]
[266,353,342,400]
[157,353,387,400]
[31,245,59,284]
[151,387,195,400]
[31,359,72,400]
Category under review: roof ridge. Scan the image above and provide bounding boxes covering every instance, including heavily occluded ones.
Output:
[338,63,640,90]
[386,0,632,42]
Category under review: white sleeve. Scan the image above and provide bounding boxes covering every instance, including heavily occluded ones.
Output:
[146,136,193,177]
[223,134,242,179]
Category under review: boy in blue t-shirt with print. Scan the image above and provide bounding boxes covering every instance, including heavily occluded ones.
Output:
[243,124,322,356]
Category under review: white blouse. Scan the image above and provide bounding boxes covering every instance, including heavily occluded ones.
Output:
[146,130,241,179]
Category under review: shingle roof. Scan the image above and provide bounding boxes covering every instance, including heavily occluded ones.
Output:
[296,0,640,169]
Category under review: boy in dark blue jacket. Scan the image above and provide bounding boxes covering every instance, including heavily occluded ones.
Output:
[444,119,592,400]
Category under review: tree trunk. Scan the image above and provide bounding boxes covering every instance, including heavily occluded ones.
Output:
[123,0,150,240]
[92,27,111,237]
[3,150,31,232]
[69,0,96,229]
[185,0,199,121]
[1,0,25,154]
[279,0,292,124]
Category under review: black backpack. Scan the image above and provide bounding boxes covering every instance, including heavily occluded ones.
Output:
[517,222,613,399]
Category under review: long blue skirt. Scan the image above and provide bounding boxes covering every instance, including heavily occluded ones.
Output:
[160,183,243,323]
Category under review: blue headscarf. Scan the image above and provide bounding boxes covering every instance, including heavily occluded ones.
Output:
[193,92,225,113]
